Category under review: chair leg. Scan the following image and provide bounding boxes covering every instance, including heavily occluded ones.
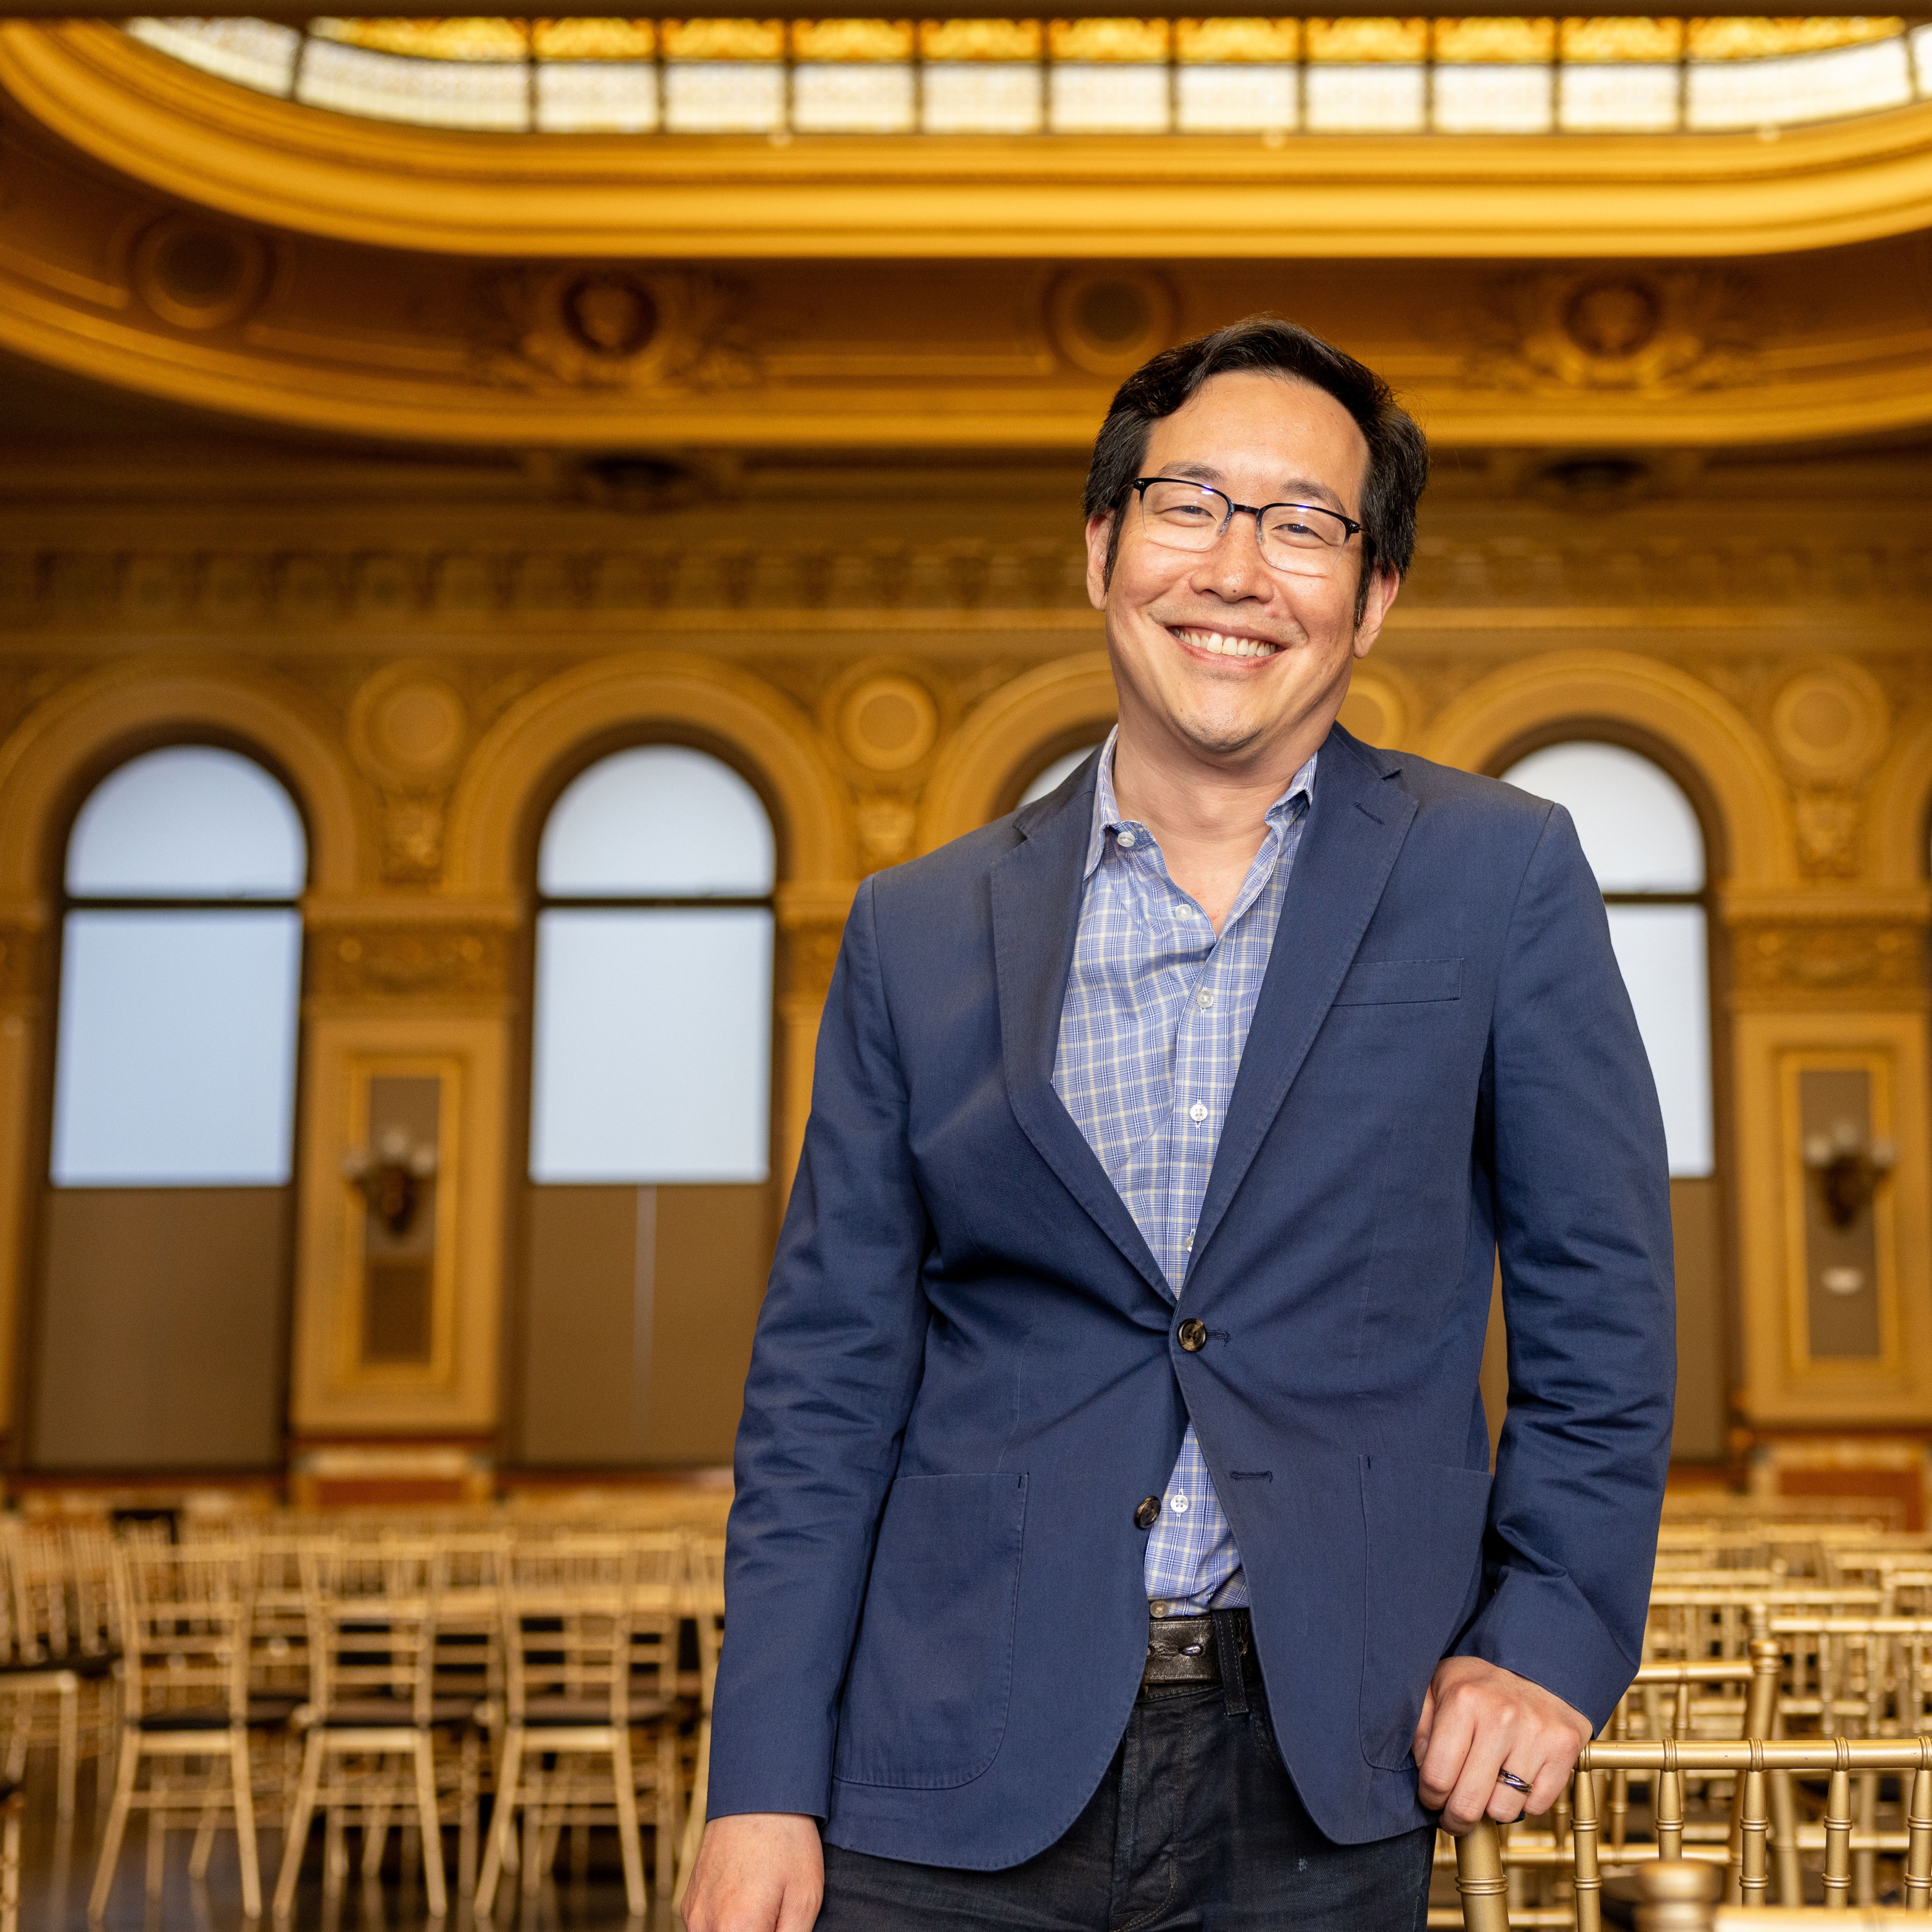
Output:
[273,1732,325,1922]
[656,1724,678,1897]
[672,1718,709,1913]
[0,1797,19,1932]
[232,1732,263,1920]
[609,1733,647,1918]
[457,1730,479,1898]
[57,1678,78,1822]
[87,1731,140,1922]
[412,1735,447,1919]
[473,1727,522,1917]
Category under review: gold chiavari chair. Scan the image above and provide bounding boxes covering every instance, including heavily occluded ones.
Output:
[272,1539,462,1921]
[1648,1589,1887,1668]
[419,1530,507,1896]
[1429,1640,1785,1928]
[0,1521,105,1821]
[1455,1737,1932,1931]
[89,1545,263,1921]
[1759,1616,1932,1906]
[474,1533,683,1916]
[1632,1856,1927,1929]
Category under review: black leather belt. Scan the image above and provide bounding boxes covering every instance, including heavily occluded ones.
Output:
[1141,1607,1257,1695]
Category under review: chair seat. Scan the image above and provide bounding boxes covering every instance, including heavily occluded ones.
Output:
[519,1695,675,1728]
[320,1696,480,1730]
[136,1705,238,1733]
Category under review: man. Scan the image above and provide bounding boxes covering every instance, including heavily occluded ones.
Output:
[685,316,1675,1931]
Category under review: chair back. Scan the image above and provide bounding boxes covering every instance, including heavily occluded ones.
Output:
[303,1538,443,1724]
[499,1537,635,1727]
[114,1546,252,1726]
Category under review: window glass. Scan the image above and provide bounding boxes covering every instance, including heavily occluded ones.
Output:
[51,912,302,1185]
[1019,744,1103,807]
[67,746,307,898]
[530,909,773,1183]
[1503,741,1703,892]
[1604,905,1714,1178]
[539,745,774,897]
[530,745,775,1183]
[1502,740,1712,1178]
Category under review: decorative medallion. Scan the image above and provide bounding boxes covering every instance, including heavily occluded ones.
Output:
[129,214,270,332]
[473,267,765,393]
[348,664,469,792]
[1464,270,1761,398]
[1769,663,1888,784]
[1048,269,1176,377]
[838,672,939,774]
[307,925,510,1002]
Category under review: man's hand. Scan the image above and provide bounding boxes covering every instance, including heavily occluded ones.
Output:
[1413,1655,1592,1834]
[681,1812,823,1932]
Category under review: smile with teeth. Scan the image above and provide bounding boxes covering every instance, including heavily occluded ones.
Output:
[1171,626,1282,660]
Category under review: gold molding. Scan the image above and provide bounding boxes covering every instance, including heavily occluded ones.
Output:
[1730,920,1927,1007]
[14,24,1932,263]
[1416,647,1798,891]
[1734,1011,1932,1427]
[291,1012,507,1433]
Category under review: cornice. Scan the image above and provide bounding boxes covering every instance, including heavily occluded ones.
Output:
[11,22,1932,262]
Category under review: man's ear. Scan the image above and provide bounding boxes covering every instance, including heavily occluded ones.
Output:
[1084,513,1115,613]
[1352,566,1401,660]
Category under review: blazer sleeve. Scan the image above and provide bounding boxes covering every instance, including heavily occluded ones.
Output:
[706,873,934,1820]
[1452,802,1676,1729]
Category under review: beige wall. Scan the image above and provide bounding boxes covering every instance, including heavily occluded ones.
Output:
[0,430,1926,1484]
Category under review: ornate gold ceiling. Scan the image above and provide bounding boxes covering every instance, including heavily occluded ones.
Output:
[2,18,1932,449]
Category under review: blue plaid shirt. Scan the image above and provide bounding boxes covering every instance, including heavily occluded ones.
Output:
[1052,730,1316,1616]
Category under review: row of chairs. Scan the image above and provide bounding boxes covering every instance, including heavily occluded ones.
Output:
[34,1528,730,1921]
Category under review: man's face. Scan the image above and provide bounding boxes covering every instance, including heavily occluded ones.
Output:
[1086,369,1398,768]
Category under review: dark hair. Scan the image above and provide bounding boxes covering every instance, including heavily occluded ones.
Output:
[1083,314,1430,618]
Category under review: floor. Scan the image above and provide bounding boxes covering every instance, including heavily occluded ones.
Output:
[21,1747,684,1932]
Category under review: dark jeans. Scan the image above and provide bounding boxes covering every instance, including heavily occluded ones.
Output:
[816,1676,1434,1931]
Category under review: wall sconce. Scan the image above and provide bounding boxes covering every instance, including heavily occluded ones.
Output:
[343,1127,438,1237]
[1802,1120,1896,1231]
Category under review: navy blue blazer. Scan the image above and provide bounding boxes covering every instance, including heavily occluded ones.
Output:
[710,723,1675,1867]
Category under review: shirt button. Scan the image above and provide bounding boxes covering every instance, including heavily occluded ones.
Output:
[1116,829,1137,849]
[1182,1231,1194,1252]
[1178,1318,1209,1352]
[1188,1101,1208,1123]
[1197,990,1214,1010]
[1135,1496,1161,1530]
[1170,1494,1190,1515]
[1150,1600,1170,1618]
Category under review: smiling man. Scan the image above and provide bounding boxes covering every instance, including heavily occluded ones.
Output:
[684,317,1675,1932]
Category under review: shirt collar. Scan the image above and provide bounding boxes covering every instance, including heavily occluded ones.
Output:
[1082,725,1319,880]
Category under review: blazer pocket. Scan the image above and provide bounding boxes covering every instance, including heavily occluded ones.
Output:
[833,1471,1028,1790]
[1358,1455,1491,1771]
[1333,957,1464,1007]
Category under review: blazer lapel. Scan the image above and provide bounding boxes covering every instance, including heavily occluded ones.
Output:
[1189,726,1418,1268]
[991,769,1171,1306]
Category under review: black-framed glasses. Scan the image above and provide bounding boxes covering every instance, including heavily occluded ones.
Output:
[1132,477,1362,567]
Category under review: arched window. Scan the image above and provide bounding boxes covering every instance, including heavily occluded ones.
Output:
[53,746,306,1183]
[1019,742,1104,808]
[530,745,775,1182]
[521,746,777,1468]
[1501,741,1712,1178]
[36,745,305,1471]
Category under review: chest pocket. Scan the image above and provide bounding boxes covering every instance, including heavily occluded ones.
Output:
[1332,957,1463,1006]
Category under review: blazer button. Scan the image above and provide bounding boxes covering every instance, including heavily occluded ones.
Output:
[1135,1496,1161,1530]
[1177,1318,1209,1352]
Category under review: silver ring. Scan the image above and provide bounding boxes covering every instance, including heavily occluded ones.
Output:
[1496,1769,1533,1795]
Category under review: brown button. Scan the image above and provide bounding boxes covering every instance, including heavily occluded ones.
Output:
[1134,1496,1161,1530]
[1178,1318,1209,1352]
